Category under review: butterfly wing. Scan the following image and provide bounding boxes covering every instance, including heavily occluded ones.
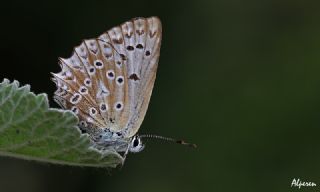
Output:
[113,17,162,137]
[52,17,162,138]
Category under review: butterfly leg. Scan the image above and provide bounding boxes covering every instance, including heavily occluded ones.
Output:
[117,145,130,169]
[121,145,131,167]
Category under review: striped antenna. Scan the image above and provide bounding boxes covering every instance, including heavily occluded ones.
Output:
[139,134,197,148]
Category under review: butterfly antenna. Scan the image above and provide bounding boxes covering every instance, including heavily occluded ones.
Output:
[139,134,197,148]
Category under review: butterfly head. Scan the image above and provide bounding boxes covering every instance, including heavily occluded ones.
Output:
[129,135,145,153]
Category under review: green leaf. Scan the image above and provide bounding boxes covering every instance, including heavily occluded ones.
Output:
[0,79,123,168]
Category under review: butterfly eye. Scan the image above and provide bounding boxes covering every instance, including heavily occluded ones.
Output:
[133,138,139,147]
[129,136,144,153]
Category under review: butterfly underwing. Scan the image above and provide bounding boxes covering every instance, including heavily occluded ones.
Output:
[52,17,162,154]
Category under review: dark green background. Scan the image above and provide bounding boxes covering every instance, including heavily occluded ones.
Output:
[0,0,320,192]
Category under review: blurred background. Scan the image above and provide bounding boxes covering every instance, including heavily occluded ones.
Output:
[0,0,320,192]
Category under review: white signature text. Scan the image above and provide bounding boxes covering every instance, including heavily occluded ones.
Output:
[291,178,316,189]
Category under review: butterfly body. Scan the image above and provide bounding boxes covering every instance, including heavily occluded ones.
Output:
[52,17,161,154]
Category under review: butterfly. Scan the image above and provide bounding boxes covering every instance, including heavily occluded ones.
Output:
[52,17,195,160]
